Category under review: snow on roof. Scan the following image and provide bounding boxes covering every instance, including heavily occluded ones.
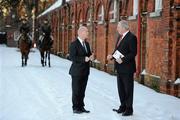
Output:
[38,0,62,18]
[175,78,180,84]
[37,0,72,18]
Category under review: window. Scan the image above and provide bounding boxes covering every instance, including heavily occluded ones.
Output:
[128,0,138,20]
[149,0,162,17]
[86,8,91,23]
[109,0,117,21]
[97,5,104,23]
[61,16,64,25]
[155,0,162,12]
[71,13,75,23]
[78,10,83,23]
[133,0,138,16]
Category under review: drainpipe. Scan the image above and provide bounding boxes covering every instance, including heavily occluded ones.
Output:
[104,20,109,72]
[137,0,141,76]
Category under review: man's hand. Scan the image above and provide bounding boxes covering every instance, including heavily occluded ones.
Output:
[89,53,94,61]
[85,57,90,62]
[116,58,123,64]
[107,54,113,60]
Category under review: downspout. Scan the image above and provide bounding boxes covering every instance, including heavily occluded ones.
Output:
[104,20,109,72]
[137,0,141,76]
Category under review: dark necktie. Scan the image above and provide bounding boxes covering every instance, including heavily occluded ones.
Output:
[83,42,87,53]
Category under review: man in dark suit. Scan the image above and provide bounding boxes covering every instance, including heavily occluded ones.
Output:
[107,20,137,116]
[69,26,94,114]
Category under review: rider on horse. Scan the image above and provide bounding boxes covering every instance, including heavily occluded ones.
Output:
[39,19,53,48]
[18,18,32,48]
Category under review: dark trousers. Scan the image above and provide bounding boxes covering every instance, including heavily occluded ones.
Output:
[117,73,134,109]
[71,75,88,110]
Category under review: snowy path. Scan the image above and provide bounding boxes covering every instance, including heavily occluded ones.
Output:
[0,45,180,120]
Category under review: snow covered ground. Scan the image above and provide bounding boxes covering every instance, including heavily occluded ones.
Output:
[0,45,180,120]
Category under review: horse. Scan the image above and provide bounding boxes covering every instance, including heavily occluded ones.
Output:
[19,32,31,67]
[38,34,52,67]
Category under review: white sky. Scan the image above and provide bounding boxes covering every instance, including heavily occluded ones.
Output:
[0,45,180,120]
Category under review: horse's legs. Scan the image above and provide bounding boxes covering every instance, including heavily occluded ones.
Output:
[40,51,44,67]
[21,53,24,67]
[45,51,48,66]
[22,53,26,67]
[48,50,51,67]
[25,54,28,66]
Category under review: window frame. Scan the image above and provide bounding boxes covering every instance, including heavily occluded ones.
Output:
[109,0,117,22]
[86,8,91,26]
[128,0,138,20]
[149,0,162,17]
[97,5,104,24]
[155,0,162,12]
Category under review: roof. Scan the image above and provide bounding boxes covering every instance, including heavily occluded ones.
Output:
[37,0,71,18]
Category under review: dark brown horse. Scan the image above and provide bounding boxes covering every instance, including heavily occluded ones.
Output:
[39,35,52,67]
[19,33,31,67]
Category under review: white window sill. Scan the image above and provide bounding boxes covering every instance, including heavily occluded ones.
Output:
[87,22,91,26]
[128,15,137,20]
[149,10,162,17]
[98,21,104,25]
[110,19,116,23]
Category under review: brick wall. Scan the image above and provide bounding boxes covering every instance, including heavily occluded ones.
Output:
[42,0,180,97]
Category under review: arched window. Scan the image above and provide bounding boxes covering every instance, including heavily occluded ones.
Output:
[86,8,91,23]
[78,10,83,23]
[61,16,64,25]
[97,4,104,23]
[109,0,117,21]
[71,13,75,24]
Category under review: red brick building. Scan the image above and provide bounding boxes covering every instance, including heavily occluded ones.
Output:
[39,0,180,97]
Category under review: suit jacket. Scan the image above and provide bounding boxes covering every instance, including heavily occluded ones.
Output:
[69,38,92,76]
[114,31,137,74]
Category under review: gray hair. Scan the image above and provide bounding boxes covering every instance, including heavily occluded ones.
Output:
[78,26,87,35]
[118,20,129,30]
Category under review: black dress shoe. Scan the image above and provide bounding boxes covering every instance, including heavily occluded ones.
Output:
[122,108,133,116]
[81,107,90,113]
[73,109,83,114]
[112,107,126,113]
